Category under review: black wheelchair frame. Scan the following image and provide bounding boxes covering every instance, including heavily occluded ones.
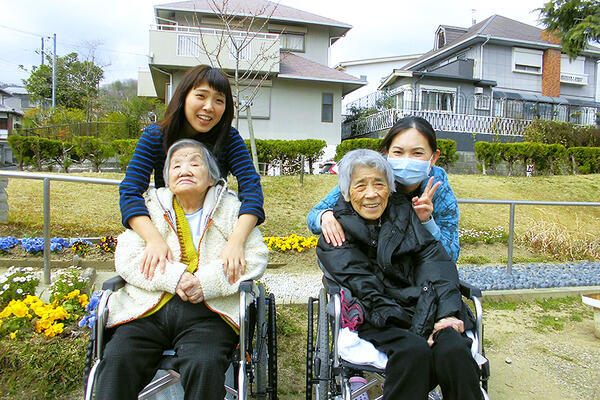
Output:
[306,276,490,400]
[83,276,278,400]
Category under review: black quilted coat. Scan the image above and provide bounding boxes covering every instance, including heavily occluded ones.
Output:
[316,192,474,338]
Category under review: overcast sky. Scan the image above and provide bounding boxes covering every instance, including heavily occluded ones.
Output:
[0,0,548,86]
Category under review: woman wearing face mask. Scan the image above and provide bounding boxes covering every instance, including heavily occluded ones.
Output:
[307,116,460,261]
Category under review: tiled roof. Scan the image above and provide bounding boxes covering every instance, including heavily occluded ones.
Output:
[1,86,28,95]
[156,0,351,28]
[0,104,23,115]
[279,52,364,83]
[405,14,600,70]
[278,52,365,95]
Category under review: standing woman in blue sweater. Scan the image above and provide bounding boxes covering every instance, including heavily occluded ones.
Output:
[120,65,264,282]
[307,116,460,261]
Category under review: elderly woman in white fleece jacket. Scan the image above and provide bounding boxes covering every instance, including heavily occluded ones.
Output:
[95,138,268,400]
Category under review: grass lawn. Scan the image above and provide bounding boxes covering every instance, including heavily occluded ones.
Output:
[2,172,599,264]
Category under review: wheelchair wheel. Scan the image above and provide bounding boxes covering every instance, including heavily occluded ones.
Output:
[315,288,329,400]
[267,293,278,400]
[256,284,268,400]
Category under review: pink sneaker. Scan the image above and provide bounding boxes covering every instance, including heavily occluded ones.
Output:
[349,376,370,400]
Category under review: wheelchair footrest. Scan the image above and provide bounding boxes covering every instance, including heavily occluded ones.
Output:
[138,370,180,399]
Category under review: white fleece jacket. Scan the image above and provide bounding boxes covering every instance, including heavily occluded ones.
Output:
[106,182,268,329]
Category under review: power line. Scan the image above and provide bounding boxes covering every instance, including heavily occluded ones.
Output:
[0,24,45,38]
[0,23,147,58]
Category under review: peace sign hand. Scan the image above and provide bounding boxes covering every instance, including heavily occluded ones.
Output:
[411,177,441,223]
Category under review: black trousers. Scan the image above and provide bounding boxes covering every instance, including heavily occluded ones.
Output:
[358,324,482,400]
[95,296,238,400]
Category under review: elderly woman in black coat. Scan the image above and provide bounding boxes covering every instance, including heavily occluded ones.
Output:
[316,149,481,400]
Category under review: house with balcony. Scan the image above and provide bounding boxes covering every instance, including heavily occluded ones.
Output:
[0,88,24,165]
[344,15,600,149]
[137,0,365,153]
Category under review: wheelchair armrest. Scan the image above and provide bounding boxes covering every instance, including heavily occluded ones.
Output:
[102,276,126,291]
[238,280,254,293]
[459,281,482,299]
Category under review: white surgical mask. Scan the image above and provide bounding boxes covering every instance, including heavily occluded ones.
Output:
[387,156,432,186]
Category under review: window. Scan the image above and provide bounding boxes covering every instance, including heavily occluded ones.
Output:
[512,48,542,75]
[0,118,7,130]
[322,93,333,123]
[421,89,455,112]
[560,55,587,85]
[474,94,490,110]
[437,30,445,49]
[360,75,367,81]
[280,33,304,52]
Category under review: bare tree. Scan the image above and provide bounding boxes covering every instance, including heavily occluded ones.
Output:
[187,0,281,170]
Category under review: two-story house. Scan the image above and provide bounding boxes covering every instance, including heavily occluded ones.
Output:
[137,0,365,152]
[0,87,24,165]
[345,15,600,145]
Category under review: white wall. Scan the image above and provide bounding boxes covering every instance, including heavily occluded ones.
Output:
[339,59,416,111]
[235,78,343,146]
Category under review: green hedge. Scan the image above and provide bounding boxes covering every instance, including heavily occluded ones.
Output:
[474,141,599,175]
[568,147,600,174]
[244,139,326,174]
[111,139,138,172]
[523,119,600,148]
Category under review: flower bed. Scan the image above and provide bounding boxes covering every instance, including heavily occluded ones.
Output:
[263,234,318,253]
[0,235,117,262]
[0,266,92,340]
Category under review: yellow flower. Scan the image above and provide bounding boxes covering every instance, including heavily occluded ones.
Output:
[44,322,64,338]
[0,305,11,319]
[23,295,42,305]
[78,294,89,308]
[36,318,52,333]
[10,301,29,318]
[9,330,18,339]
[64,289,81,301]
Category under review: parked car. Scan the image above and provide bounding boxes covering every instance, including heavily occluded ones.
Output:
[319,161,337,174]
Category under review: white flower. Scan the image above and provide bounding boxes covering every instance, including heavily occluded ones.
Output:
[2,284,8,290]
[16,288,23,294]
[0,276,6,283]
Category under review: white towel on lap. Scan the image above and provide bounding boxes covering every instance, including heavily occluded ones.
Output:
[338,327,388,370]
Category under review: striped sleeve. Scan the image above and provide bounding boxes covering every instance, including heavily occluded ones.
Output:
[224,129,265,225]
[119,124,164,228]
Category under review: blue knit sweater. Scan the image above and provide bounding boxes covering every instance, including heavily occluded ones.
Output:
[119,124,265,228]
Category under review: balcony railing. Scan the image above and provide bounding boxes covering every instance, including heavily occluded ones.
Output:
[149,24,280,73]
[342,108,533,139]
[343,95,600,139]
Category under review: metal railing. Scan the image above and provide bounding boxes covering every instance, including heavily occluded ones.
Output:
[0,171,599,282]
[457,198,600,273]
[0,171,145,284]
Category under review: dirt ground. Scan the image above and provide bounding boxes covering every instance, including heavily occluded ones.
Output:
[484,299,600,400]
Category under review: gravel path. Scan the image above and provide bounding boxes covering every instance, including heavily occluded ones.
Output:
[262,261,600,304]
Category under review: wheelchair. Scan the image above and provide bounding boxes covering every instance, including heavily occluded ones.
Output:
[306,266,490,400]
[84,276,278,400]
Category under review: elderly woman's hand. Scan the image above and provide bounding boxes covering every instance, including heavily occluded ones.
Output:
[427,316,465,347]
[321,211,346,247]
[176,272,205,303]
[411,177,441,223]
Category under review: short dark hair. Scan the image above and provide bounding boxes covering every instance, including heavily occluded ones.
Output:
[159,65,234,156]
[379,116,437,153]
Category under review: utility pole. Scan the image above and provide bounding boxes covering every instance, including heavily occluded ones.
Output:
[41,37,44,66]
[52,33,56,108]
